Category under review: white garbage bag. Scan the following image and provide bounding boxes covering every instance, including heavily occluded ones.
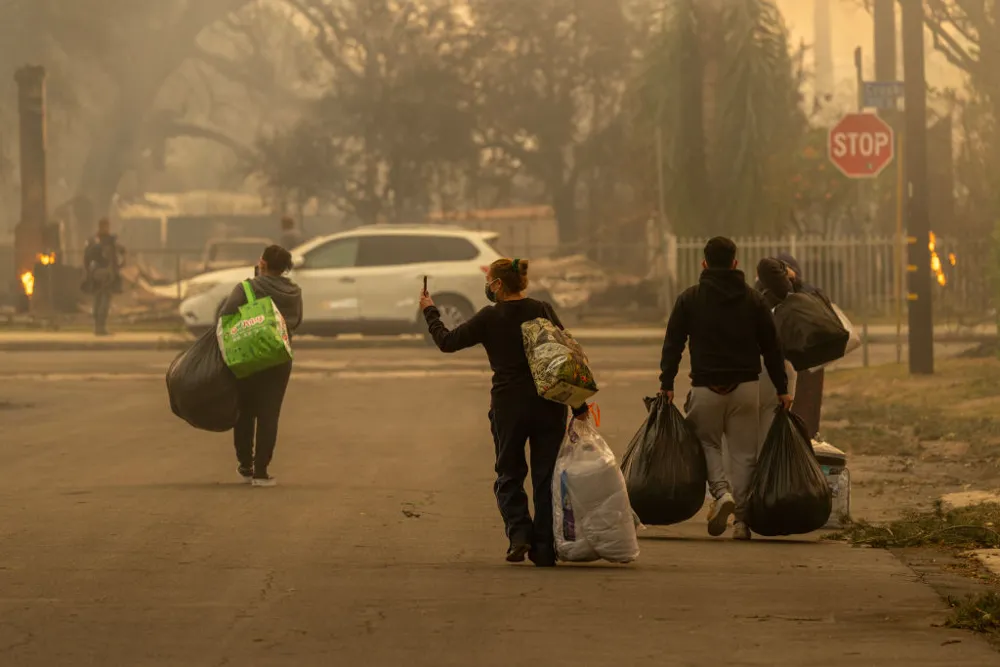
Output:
[552,418,640,564]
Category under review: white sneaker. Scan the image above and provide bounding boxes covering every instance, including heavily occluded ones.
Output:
[238,466,253,484]
[252,476,277,488]
[707,492,736,537]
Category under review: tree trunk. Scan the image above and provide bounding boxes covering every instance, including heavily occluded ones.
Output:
[552,176,579,253]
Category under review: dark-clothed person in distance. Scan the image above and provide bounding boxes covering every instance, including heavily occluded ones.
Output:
[82,218,126,336]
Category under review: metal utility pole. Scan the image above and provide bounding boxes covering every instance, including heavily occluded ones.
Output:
[874,0,904,361]
[900,0,934,374]
[13,65,48,307]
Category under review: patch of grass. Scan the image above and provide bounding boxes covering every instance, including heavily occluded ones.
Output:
[947,592,1000,635]
[823,358,1000,459]
[958,340,1000,359]
[833,501,1000,549]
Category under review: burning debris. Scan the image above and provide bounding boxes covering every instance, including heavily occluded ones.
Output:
[19,252,55,298]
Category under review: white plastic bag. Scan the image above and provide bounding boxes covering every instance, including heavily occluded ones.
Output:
[831,303,862,355]
[552,418,640,564]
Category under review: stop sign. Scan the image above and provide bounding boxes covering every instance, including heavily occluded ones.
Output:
[828,113,895,178]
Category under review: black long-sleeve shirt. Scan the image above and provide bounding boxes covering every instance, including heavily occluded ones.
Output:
[424,298,587,414]
[659,269,787,395]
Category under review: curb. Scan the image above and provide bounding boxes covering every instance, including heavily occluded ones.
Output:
[0,332,993,352]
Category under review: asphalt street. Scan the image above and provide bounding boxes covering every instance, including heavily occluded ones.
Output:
[0,345,995,666]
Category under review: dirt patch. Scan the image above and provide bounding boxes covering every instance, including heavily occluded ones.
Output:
[823,358,1000,521]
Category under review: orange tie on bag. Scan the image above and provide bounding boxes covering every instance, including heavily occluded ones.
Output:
[588,404,601,427]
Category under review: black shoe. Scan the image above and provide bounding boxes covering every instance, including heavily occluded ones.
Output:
[529,547,557,568]
[237,466,253,484]
[506,542,531,563]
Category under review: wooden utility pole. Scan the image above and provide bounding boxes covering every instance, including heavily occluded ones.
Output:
[900,1,934,374]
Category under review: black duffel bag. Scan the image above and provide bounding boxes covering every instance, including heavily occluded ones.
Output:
[166,329,240,432]
[746,409,832,536]
[773,292,849,371]
[621,396,707,525]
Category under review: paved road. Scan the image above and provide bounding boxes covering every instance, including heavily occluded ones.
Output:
[0,347,995,666]
[0,340,975,377]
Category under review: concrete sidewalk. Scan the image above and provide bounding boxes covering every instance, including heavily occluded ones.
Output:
[0,322,994,351]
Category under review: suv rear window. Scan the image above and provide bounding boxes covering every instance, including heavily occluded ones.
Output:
[356,235,479,267]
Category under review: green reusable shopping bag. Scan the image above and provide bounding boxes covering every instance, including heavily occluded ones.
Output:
[217,280,293,379]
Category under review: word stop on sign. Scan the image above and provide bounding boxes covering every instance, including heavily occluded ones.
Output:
[831,131,891,159]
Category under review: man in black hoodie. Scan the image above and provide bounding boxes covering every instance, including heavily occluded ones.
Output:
[218,245,303,487]
[660,237,790,541]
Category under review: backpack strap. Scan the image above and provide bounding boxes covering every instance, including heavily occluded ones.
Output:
[241,280,256,305]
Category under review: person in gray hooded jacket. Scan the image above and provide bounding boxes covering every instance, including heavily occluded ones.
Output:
[218,245,303,487]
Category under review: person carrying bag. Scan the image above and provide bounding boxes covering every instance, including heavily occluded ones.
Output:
[217,245,303,487]
[421,257,590,567]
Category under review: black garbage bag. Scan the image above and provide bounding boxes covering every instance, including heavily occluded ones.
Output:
[620,395,707,525]
[773,292,849,371]
[166,330,239,432]
[746,409,832,536]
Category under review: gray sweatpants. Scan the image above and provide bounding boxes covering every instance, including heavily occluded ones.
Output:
[758,360,798,449]
[686,382,759,522]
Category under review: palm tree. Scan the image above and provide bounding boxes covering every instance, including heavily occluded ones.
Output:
[633,0,806,237]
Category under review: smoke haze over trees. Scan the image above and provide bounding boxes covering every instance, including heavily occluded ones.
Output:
[0,0,995,248]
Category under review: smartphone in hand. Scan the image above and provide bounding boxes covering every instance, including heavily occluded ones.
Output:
[422,275,429,296]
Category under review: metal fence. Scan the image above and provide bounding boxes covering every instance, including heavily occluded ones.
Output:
[63,247,204,301]
[495,232,992,318]
[669,234,991,318]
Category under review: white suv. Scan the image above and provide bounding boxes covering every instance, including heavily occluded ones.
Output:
[179,225,502,336]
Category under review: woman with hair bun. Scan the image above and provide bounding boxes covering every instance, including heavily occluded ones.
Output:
[420,257,588,567]
[218,244,303,487]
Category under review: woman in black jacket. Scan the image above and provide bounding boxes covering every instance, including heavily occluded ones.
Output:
[420,258,588,567]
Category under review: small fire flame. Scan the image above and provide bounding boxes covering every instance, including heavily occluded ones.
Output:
[928,233,948,287]
[20,252,56,297]
[20,271,34,296]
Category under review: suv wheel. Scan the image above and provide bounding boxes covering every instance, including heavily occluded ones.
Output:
[425,295,474,341]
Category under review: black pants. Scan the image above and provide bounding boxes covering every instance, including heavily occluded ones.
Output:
[93,290,112,334]
[233,362,292,477]
[489,396,568,554]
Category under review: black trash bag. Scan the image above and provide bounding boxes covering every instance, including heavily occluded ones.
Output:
[773,292,849,371]
[166,330,239,432]
[746,409,832,536]
[620,395,708,525]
